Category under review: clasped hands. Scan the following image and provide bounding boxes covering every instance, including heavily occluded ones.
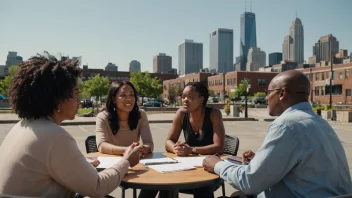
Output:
[173,141,192,156]
[88,142,151,168]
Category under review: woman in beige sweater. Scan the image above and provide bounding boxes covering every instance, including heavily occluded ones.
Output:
[0,53,141,198]
[95,81,154,156]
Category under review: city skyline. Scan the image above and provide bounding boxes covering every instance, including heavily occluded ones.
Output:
[1,0,351,72]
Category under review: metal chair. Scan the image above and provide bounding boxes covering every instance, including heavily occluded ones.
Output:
[217,135,240,198]
[85,135,98,153]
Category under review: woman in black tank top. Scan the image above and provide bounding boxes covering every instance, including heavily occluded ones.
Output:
[165,82,225,198]
[140,82,225,198]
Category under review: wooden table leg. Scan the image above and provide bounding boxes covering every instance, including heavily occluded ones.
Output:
[158,190,179,198]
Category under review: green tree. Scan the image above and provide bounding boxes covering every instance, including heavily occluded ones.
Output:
[254,92,266,98]
[232,80,249,97]
[130,72,163,101]
[0,66,19,97]
[78,79,90,101]
[83,74,110,114]
[209,90,216,97]
[167,86,182,106]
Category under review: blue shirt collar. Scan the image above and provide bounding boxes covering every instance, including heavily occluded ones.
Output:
[281,101,312,116]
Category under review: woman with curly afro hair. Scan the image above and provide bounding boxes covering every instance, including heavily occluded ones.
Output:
[0,52,141,198]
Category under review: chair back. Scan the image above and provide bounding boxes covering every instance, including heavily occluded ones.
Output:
[85,135,98,154]
[223,135,240,156]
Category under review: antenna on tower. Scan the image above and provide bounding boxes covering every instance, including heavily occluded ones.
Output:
[296,10,297,18]
[245,0,247,11]
[250,0,252,12]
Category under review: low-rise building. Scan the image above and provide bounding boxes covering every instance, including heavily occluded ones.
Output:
[300,62,352,104]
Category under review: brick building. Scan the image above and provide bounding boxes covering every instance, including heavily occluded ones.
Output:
[300,62,352,104]
[208,71,279,97]
[162,72,213,99]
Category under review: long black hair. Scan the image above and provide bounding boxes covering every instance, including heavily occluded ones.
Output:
[104,81,141,135]
[184,82,209,107]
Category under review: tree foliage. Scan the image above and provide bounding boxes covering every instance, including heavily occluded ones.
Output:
[0,66,19,97]
[130,72,163,99]
[209,90,216,97]
[167,86,182,105]
[83,74,110,101]
[234,80,249,97]
[254,92,266,98]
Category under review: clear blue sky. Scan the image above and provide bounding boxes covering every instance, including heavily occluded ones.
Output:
[0,0,351,72]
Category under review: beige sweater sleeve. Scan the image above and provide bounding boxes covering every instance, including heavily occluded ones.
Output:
[48,134,129,198]
[95,112,116,154]
[139,110,154,152]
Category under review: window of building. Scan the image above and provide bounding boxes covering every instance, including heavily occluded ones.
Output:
[315,73,319,81]
[258,79,267,86]
[346,69,350,79]
[321,72,325,80]
[315,88,319,96]
[332,71,336,80]
[233,78,236,85]
[339,72,343,80]
[325,84,342,95]
[320,86,324,95]
[346,89,351,96]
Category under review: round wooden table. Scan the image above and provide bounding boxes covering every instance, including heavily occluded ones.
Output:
[86,152,221,198]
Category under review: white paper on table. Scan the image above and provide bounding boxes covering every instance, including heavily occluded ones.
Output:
[147,163,196,173]
[174,156,206,167]
[140,157,177,166]
[90,156,123,169]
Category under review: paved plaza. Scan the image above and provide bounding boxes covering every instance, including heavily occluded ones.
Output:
[0,119,351,197]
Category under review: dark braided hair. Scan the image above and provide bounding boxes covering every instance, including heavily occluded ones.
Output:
[103,81,141,135]
[184,82,209,107]
[8,52,82,119]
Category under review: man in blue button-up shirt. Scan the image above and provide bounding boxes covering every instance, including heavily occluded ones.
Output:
[203,70,352,198]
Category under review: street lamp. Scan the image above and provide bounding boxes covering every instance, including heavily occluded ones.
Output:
[244,84,251,118]
[329,40,334,108]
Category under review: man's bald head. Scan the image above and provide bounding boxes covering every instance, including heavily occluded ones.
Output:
[270,70,310,101]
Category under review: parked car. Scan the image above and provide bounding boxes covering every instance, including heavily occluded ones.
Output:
[212,97,219,103]
[81,99,93,108]
[253,97,266,104]
[143,101,162,107]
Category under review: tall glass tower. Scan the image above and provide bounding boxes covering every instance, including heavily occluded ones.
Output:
[239,12,257,71]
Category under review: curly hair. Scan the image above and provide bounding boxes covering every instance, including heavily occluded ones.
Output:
[184,82,209,107]
[8,52,82,119]
[104,81,141,135]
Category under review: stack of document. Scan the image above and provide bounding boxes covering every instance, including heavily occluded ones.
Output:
[147,163,196,173]
[174,156,206,167]
[140,157,178,166]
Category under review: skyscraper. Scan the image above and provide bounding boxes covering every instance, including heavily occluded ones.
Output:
[209,28,234,73]
[282,35,293,61]
[153,53,172,73]
[6,51,23,67]
[282,17,304,64]
[269,52,283,66]
[129,60,141,72]
[246,47,266,71]
[313,34,339,62]
[239,12,257,71]
[178,40,203,75]
[105,63,118,72]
